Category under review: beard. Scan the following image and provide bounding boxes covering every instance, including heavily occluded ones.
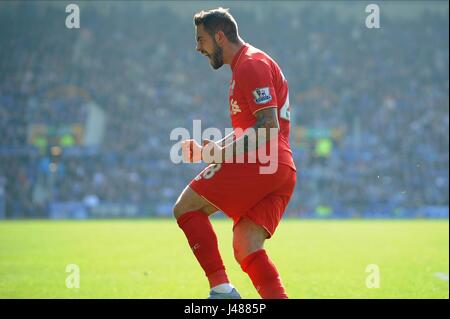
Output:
[209,40,224,70]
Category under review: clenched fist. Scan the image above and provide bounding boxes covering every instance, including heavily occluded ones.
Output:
[181,139,202,163]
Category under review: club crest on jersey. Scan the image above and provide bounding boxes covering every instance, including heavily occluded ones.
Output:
[252,87,272,104]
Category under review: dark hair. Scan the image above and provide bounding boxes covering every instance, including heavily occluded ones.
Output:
[193,7,239,44]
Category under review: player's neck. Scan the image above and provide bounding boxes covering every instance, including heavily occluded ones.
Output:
[224,38,245,65]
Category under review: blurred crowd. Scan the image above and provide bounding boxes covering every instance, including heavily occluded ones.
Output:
[0,3,448,218]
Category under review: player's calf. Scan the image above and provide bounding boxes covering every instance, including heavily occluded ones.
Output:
[173,185,238,296]
[233,218,288,299]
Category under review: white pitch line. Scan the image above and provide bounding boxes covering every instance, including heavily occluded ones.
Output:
[434,272,449,281]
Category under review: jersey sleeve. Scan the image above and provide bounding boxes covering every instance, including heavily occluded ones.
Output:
[237,59,278,115]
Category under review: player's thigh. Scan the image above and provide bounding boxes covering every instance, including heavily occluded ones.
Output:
[173,185,218,219]
[238,166,296,239]
[189,163,286,220]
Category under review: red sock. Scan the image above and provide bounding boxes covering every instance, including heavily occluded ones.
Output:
[177,211,229,288]
[240,249,288,299]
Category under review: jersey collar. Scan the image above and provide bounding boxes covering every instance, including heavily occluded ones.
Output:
[230,43,248,72]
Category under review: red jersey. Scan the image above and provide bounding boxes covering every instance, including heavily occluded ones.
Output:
[229,43,296,171]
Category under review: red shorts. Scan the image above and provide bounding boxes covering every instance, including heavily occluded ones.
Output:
[189,163,296,238]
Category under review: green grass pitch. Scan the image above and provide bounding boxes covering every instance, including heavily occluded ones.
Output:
[0,219,448,298]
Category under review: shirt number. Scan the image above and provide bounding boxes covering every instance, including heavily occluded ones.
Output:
[203,164,222,180]
[280,94,290,121]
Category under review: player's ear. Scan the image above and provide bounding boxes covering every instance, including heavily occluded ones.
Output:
[215,31,225,44]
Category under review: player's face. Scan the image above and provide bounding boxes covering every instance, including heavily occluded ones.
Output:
[195,24,224,70]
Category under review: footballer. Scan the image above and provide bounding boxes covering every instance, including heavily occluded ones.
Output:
[173,7,297,299]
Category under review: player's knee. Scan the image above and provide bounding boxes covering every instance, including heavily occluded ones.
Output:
[172,197,201,220]
[233,245,244,265]
[172,201,185,220]
[233,240,258,265]
[173,186,205,220]
[233,234,266,264]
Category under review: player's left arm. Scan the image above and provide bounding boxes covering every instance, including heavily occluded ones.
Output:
[224,107,279,158]
[202,107,279,163]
